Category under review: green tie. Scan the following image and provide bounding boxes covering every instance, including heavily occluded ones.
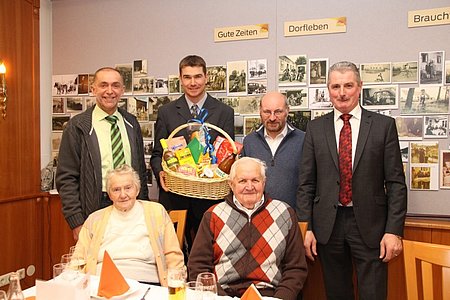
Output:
[105,115,126,168]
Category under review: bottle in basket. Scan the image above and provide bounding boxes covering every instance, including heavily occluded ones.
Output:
[7,272,24,300]
[160,138,179,171]
[218,153,236,174]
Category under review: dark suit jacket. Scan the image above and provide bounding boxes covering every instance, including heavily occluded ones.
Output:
[150,94,235,185]
[297,108,407,248]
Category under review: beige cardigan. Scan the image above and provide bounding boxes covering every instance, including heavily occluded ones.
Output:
[73,200,184,286]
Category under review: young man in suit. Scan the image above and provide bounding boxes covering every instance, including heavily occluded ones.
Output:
[297,61,407,300]
[150,55,234,253]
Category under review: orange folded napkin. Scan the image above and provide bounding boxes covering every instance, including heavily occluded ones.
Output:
[241,283,263,300]
[97,250,130,298]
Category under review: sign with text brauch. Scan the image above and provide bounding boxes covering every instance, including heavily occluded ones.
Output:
[214,24,269,42]
[284,17,347,37]
[408,7,450,28]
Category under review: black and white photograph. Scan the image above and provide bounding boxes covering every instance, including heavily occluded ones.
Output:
[359,62,391,84]
[278,55,307,86]
[206,65,227,92]
[391,61,418,83]
[84,97,95,110]
[399,141,409,163]
[140,121,154,139]
[423,115,448,138]
[115,63,133,94]
[227,60,248,96]
[149,96,172,121]
[308,87,331,109]
[66,97,84,113]
[52,97,65,114]
[361,85,398,110]
[52,74,78,96]
[127,97,137,115]
[145,157,153,187]
[133,59,148,77]
[445,60,450,85]
[400,86,450,114]
[118,97,128,112]
[243,116,261,136]
[77,74,90,94]
[308,58,328,86]
[143,140,153,156]
[419,50,445,85]
[238,96,260,115]
[52,115,70,131]
[51,132,63,151]
[135,96,149,122]
[234,115,244,135]
[440,150,450,189]
[168,75,181,94]
[218,97,239,113]
[311,109,332,120]
[133,76,154,94]
[154,77,168,95]
[395,116,423,140]
[281,88,308,110]
[287,110,311,131]
[247,59,267,80]
[247,79,267,95]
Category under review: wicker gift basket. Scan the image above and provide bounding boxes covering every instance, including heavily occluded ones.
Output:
[161,122,237,200]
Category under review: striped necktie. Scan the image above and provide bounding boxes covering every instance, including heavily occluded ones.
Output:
[105,115,126,168]
[191,104,199,119]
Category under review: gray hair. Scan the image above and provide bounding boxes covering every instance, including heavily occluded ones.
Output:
[229,157,266,182]
[328,61,361,85]
[106,164,141,193]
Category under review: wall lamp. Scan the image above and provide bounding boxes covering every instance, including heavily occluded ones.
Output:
[0,59,7,120]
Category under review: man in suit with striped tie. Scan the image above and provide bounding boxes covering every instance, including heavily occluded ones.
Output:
[56,67,148,241]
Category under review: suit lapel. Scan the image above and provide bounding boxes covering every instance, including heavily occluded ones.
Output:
[354,109,372,171]
[324,113,339,170]
[175,95,193,122]
[201,95,217,122]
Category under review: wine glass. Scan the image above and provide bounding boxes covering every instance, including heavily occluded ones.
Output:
[196,272,217,300]
[61,253,72,264]
[185,281,203,300]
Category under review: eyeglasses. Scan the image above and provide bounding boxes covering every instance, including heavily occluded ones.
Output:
[261,109,285,117]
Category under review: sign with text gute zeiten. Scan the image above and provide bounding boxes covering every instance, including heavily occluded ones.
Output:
[284,17,347,37]
[408,7,450,28]
[214,24,269,42]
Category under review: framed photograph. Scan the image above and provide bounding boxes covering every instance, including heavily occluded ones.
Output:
[66,97,84,113]
[359,62,391,84]
[419,50,445,85]
[243,116,261,136]
[127,97,137,115]
[115,63,133,94]
[391,61,418,83]
[248,59,267,80]
[84,97,96,110]
[440,150,450,189]
[308,87,331,109]
[218,96,239,114]
[423,115,448,138]
[133,76,154,95]
[155,77,168,95]
[149,96,172,121]
[133,59,148,78]
[140,121,154,139]
[234,115,244,135]
[247,79,267,95]
[308,58,328,86]
[227,60,248,96]
[143,140,153,156]
[399,86,450,114]
[135,96,149,122]
[410,141,439,164]
[206,65,227,92]
[446,60,450,85]
[361,85,398,110]
[278,54,307,86]
[238,96,260,115]
[51,132,63,151]
[52,74,78,96]
[77,74,90,95]
[399,141,409,163]
[52,97,65,114]
[311,109,332,120]
[287,110,311,131]
[168,75,181,94]
[52,115,70,131]
[118,97,128,112]
[394,116,423,140]
[280,88,308,110]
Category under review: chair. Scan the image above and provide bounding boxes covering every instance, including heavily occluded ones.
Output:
[298,221,308,240]
[169,210,187,248]
[403,239,450,300]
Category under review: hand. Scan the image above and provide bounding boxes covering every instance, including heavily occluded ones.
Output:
[72,225,82,241]
[379,233,403,262]
[159,171,169,192]
[304,230,318,261]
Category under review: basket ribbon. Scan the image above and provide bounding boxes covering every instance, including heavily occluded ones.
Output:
[189,108,217,164]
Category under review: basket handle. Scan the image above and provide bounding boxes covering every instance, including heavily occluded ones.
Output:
[167,122,237,154]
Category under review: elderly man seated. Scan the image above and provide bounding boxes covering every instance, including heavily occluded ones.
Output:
[188,157,307,300]
[72,164,184,286]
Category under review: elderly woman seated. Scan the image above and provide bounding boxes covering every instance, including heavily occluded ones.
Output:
[72,164,184,285]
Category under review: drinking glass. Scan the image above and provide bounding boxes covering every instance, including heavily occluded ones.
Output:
[61,253,72,264]
[185,281,203,300]
[168,267,187,300]
[53,262,68,279]
[0,290,7,300]
[196,272,217,300]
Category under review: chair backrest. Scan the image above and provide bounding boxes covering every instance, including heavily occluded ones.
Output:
[298,221,308,241]
[403,239,450,300]
[169,210,187,248]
